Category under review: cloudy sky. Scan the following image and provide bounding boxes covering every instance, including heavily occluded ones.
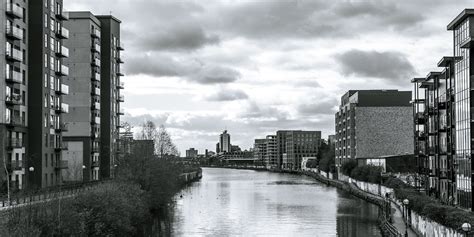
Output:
[65,0,470,154]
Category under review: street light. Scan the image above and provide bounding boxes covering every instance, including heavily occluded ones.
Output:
[403,199,410,237]
[462,223,471,237]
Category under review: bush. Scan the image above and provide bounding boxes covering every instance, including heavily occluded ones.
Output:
[341,159,358,176]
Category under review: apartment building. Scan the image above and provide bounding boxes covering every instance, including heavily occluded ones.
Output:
[334,90,413,171]
[0,0,28,191]
[277,130,321,171]
[28,0,69,189]
[96,15,123,179]
[61,12,101,182]
[217,130,231,154]
[253,139,266,165]
[265,135,277,168]
[412,59,458,205]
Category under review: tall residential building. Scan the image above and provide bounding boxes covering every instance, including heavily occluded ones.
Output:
[277,130,321,170]
[219,130,231,153]
[186,148,198,158]
[28,0,70,189]
[61,12,101,182]
[265,135,277,168]
[253,139,267,165]
[412,59,458,206]
[334,90,413,171]
[96,15,124,179]
[0,0,28,191]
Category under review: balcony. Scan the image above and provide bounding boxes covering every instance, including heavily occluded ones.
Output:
[117,82,124,89]
[7,138,23,149]
[91,116,100,125]
[415,131,426,140]
[55,84,69,95]
[61,103,69,113]
[117,95,124,102]
[5,70,22,84]
[5,93,22,106]
[56,26,69,39]
[116,71,124,77]
[8,160,24,171]
[6,115,24,127]
[92,87,101,96]
[117,108,125,115]
[438,101,447,109]
[55,160,68,170]
[91,58,101,67]
[6,25,23,40]
[56,65,69,76]
[91,132,99,139]
[92,72,100,81]
[56,45,69,58]
[56,11,69,21]
[92,43,100,53]
[117,57,124,64]
[415,112,426,124]
[91,160,100,167]
[117,42,124,50]
[93,102,100,111]
[55,122,68,133]
[91,29,100,38]
[6,3,23,19]
[6,48,22,62]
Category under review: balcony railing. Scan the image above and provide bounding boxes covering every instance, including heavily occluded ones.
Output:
[117,95,124,102]
[92,87,100,96]
[61,103,69,113]
[55,122,69,133]
[117,42,124,50]
[9,160,24,171]
[91,29,100,38]
[116,71,124,77]
[92,72,100,81]
[55,84,69,95]
[7,138,23,149]
[91,160,100,167]
[91,116,100,125]
[55,160,68,170]
[93,102,100,111]
[56,26,69,39]
[6,115,25,127]
[6,3,23,18]
[6,25,23,40]
[5,93,22,105]
[5,70,22,84]
[92,43,100,53]
[56,65,69,76]
[56,11,69,21]
[56,45,69,58]
[6,48,23,62]
[117,57,124,64]
[92,58,101,67]
[117,81,124,89]
[117,108,125,115]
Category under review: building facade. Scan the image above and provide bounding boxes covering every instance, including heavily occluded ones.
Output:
[62,12,101,182]
[265,135,277,168]
[253,139,266,166]
[28,0,70,189]
[335,90,413,171]
[186,148,198,158]
[96,15,123,179]
[277,130,321,171]
[218,130,231,153]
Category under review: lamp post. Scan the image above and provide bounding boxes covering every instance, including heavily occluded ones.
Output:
[462,223,471,237]
[403,199,409,237]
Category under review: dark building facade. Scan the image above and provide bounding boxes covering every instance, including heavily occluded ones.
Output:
[28,0,69,188]
[276,130,321,171]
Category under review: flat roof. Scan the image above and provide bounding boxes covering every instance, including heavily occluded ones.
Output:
[426,72,442,80]
[67,11,101,26]
[95,15,122,24]
[447,9,474,30]
[411,78,426,83]
[437,56,463,67]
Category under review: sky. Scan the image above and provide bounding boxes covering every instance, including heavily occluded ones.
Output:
[65,0,471,154]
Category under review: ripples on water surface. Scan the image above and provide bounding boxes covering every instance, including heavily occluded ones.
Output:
[168,168,381,237]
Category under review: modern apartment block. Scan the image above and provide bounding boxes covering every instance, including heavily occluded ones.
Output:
[412,59,458,205]
[28,0,70,189]
[334,90,413,171]
[0,0,28,191]
[61,12,101,182]
[96,15,123,179]
[276,130,321,171]
[265,135,277,168]
[253,139,266,165]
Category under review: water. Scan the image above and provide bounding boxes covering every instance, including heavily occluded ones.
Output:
[164,168,381,236]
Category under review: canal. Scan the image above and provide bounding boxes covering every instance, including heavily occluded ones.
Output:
[161,168,382,236]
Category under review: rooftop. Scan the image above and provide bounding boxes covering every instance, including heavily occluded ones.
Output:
[447,9,474,30]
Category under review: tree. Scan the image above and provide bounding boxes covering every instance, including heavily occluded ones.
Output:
[138,120,157,141]
[317,140,335,172]
[156,125,179,158]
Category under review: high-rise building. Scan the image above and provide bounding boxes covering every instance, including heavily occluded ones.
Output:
[61,11,102,182]
[277,130,321,170]
[186,148,198,158]
[96,15,124,179]
[219,130,231,153]
[334,90,413,171]
[265,135,277,168]
[28,0,70,189]
[0,0,28,191]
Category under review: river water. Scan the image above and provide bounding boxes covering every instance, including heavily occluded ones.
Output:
[155,168,381,236]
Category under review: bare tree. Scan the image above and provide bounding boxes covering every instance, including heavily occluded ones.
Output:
[138,120,157,141]
[156,125,179,158]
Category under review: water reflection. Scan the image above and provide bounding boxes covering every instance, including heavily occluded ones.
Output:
[147,168,381,237]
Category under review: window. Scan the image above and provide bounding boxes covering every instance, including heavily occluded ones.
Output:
[45,153,48,167]
[44,34,48,48]
[44,74,48,87]
[44,14,48,28]
[44,54,48,68]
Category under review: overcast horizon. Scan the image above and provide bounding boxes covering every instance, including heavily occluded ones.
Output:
[65,0,471,154]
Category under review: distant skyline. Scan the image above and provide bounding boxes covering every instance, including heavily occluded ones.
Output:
[65,0,471,154]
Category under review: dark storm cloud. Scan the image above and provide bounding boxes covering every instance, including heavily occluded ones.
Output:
[206,89,249,101]
[335,50,416,83]
[298,98,338,115]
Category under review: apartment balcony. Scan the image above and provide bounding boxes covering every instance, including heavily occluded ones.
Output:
[116,95,124,102]
[116,123,124,129]
[6,115,24,127]
[55,103,69,114]
[415,131,426,140]
[54,160,68,170]
[91,58,101,67]
[91,160,100,167]
[438,101,447,109]
[117,42,124,51]
[6,48,22,62]
[91,29,100,38]
[6,25,23,40]
[55,84,69,95]
[92,43,101,53]
[92,72,100,82]
[56,65,69,76]
[117,57,124,64]
[56,45,69,58]
[56,11,69,21]
[5,93,22,106]
[91,116,100,125]
[55,122,68,133]
[8,160,24,171]
[56,26,69,39]
[92,87,101,96]
[7,138,23,149]
[93,102,101,111]
[117,82,124,89]
[5,70,22,84]
[117,108,125,115]
[6,3,23,19]
[116,71,124,77]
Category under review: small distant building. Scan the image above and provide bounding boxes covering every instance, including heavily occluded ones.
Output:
[328,135,336,145]
[265,135,278,168]
[186,148,198,158]
[219,130,231,153]
[254,139,267,166]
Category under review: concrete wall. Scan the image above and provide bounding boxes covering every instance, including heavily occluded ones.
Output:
[355,107,413,158]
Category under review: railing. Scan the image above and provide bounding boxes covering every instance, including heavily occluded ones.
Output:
[8,138,23,148]
[56,26,69,39]
[6,3,23,18]
[6,25,23,40]
[5,70,22,84]
[61,103,69,113]
[6,47,23,62]
[5,93,22,105]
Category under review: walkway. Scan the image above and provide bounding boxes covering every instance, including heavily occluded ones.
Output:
[390,201,417,237]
